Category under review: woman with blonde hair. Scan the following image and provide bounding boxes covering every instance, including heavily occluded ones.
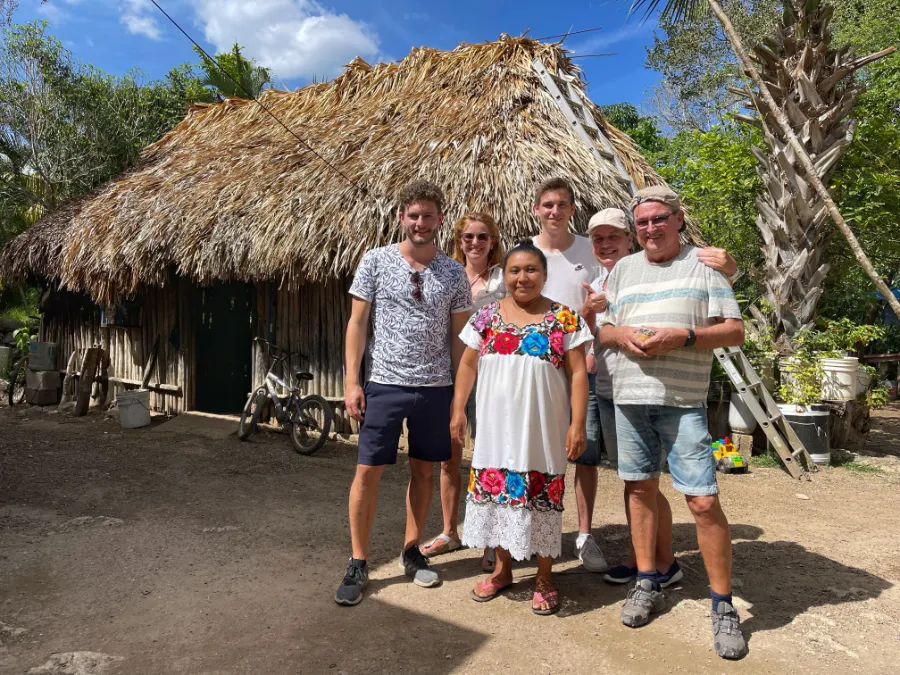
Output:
[421,213,505,572]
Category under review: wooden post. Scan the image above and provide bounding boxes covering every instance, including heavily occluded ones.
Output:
[142,335,160,390]
[74,347,100,416]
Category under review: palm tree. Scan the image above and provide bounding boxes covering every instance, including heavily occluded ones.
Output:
[629,0,900,323]
[195,44,272,100]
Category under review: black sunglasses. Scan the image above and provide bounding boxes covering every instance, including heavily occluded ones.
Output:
[462,233,491,242]
[410,271,423,302]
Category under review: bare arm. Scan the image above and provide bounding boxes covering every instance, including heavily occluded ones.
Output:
[344,297,371,421]
[564,345,589,460]
[450,347,480,444]
[450,311,469,378]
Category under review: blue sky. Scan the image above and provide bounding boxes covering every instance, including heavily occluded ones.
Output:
[15,0,663,107]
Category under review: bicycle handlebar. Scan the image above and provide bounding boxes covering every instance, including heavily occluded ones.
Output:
[254,337,307,362]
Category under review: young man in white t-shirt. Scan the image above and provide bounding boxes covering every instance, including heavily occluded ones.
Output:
[530,177,606,572]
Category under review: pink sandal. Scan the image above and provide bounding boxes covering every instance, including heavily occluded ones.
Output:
[471,578,513,603]
[532,589,560,615]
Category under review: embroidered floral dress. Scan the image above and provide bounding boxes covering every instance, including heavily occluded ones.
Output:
[459,300,593,560]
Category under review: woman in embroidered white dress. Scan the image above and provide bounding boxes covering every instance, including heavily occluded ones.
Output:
[451,240,592,615]
[422,213,505,573]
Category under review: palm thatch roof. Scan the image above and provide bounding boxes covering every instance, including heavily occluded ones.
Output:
[1,35,700,303]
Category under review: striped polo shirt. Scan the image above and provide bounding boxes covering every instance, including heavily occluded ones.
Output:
[600,245,741,407]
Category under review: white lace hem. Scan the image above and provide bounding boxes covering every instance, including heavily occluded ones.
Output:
[461,501,562,560]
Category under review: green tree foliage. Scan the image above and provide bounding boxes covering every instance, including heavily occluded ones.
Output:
[0,21,212,248]
[600,103,667,155]
[193,44,272,100]
[645,0,781,130]
[815,0,900,321]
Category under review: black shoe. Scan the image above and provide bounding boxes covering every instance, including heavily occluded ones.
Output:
[399,545,441,587]
[335,558,369,606]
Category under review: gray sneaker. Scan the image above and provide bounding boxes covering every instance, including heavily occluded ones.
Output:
[574,534,609,573]
[399,545,441,587]
[621,578,665,627]
[334,559,369,606]
[712,602,748,659]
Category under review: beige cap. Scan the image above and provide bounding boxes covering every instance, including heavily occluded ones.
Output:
[630,185,681,213]
[588,207,630,233]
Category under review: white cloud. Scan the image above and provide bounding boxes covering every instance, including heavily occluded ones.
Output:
[191,0,381,80]
[36,2,69,22]
[121,0,163,41]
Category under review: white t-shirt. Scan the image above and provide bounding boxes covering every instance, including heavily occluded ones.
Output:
[532,235,600,311]
[589,267,616,399]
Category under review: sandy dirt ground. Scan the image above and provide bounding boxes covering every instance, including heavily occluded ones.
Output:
[1,403,899,675]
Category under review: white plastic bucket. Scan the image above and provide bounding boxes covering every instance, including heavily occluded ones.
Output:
[821,357,858,401]
[856,365,872,393]
[117,389,151,429]
[728,394,758,434]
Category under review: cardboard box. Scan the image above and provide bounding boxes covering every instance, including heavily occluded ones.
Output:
[26,369,61,390]
[28,342,58,371]
[25,387,59,406]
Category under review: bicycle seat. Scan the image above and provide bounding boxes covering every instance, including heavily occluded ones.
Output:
[294,370,314,381]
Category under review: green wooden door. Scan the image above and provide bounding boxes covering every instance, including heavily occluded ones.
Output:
[195,282,253,413]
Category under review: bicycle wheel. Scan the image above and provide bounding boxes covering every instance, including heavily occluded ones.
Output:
[289,395,332,455]
[237,387,267,440]
[7,358,27,406]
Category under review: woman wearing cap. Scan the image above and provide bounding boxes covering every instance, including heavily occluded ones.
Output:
[422,213,505,573]
[581,206,737,586]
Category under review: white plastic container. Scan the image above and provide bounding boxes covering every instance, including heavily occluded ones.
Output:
[856,365,872,394]
[728,394,758,434]
[117,389,151,429]
[820,357,858,401]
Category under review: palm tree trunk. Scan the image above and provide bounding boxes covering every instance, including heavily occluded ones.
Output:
[706,0,900,320]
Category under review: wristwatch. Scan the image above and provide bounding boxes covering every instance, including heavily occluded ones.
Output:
[684,329,696,348]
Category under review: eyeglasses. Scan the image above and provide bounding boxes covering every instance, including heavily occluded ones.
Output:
[410,271,423,302]
[634,212,675,230]
[461,232,491,243]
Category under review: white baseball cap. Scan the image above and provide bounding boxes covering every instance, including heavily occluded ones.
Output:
[588,207,630,234]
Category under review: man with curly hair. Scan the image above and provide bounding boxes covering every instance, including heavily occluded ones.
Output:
[335,179,472,606]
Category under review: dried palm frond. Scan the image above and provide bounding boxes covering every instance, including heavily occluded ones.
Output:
[1,36,697,303]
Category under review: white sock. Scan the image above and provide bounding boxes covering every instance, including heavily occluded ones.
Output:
[576,532,591,548]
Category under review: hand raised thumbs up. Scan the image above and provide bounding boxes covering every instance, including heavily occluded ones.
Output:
[581,282,607,313]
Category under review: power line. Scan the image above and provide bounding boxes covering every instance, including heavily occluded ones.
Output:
[570,53,618,59]
[533,26,604,41]
[148,0,369,198]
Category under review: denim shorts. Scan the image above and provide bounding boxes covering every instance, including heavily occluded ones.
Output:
[357,383,453,466]
[576,373,603,466]
[596,395,618,468]
[614,404,717,496]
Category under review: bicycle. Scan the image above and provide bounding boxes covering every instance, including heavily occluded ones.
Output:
[237,338,333,455]
[5,328,32,407]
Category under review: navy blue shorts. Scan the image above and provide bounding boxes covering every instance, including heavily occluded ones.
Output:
[357,383,453,466]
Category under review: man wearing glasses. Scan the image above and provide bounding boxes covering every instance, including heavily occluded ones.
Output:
[598,186,748,660]
[336,180,472,606]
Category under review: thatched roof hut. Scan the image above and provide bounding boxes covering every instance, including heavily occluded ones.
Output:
[0,35,700,420]
[1,35,697,304]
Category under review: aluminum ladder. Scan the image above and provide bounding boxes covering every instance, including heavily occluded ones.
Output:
[533,57,817,480]
[715,347,817,479]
